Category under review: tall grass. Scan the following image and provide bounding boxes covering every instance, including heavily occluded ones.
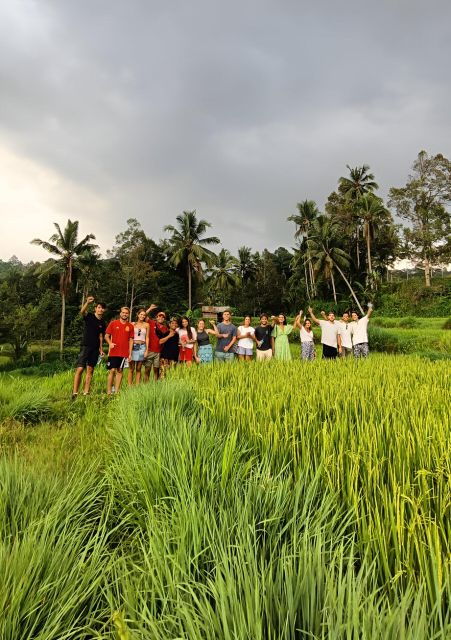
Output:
[0,355,450,638]
[103,357,451,638]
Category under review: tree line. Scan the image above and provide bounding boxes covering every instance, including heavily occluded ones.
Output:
[0,150,449,358]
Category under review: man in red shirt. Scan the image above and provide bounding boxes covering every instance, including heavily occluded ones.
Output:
[105,306,134,394]
[143,303,169,381]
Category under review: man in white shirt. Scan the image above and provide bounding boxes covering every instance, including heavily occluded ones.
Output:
[336,311,353,358]
[308,307,342,359]
[350,303,374,358]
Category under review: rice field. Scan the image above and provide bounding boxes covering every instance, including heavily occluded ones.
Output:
[1,354,451,638]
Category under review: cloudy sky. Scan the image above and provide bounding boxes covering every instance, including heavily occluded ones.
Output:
[0,0,450,262]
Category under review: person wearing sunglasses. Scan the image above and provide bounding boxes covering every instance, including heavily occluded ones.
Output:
[128,308,150,385]
[143,303,168,381]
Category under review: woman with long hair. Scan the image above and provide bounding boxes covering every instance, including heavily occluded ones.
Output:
[195,318,216,364]
[294,310,315,360]
[236,315,255,361]
[271,313,293,361]
[128,308,150,384]
[177,316,197,366]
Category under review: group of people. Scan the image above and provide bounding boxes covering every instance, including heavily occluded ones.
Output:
[71,297,374,397]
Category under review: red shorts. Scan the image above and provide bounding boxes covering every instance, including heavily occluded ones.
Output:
[179,346,194,362]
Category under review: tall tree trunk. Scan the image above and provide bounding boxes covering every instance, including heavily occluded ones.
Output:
[330,269,337,304]
[187,263,192,310]
[305,231,316,297]
[366,226,373,289]
[60,292,66,358]
[356,224,360,269]
[129,282,135,319]
[424,258,431,287]
[333,262,364,315]
[309,258,316,297]
[304,262,310,299]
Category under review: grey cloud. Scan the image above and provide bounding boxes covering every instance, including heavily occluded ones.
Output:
[0,0,450,259]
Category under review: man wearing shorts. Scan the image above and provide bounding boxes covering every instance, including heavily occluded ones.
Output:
[254,314,273,361]
[105,307,134,394]
[215,309,237,361]
[143,304,168,380]
[350,303,373,358]
[72,296,106,399]
[309,307,342,359]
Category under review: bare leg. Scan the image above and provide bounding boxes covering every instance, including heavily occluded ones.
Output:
[238,354,245,361]
[135,362,143,384]
[144,367,151,382]
[245,355,252,361]
[107,369,115,394]
[83,366,94,394]
[115,370,124,392]
[128,361,135,385]
[153,367,159,381]
[73,367,84,394]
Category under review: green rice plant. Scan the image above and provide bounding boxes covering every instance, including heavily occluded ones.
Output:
[0,458,116,639]
[102,357,451,638]
[1,354,450,637]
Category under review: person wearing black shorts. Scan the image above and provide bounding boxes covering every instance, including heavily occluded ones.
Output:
[72,296,106,399]
[308,306,342,359]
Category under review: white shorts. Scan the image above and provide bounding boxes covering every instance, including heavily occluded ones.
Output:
[236,346,253,356]
[256,349,272,361]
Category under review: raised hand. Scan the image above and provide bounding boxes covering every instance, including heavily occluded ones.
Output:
[87,296,95,304]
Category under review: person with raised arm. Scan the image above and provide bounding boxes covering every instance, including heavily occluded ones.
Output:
[72,296,106,399]
[322,310,353,358]
[128,308,150,385]
[236,315,255,361]
[105,306,134,394]
[349,303,374,358]
[271,313,293,360]
[294,310,316,361]
[214,309,237,362]
[308,307,341,360]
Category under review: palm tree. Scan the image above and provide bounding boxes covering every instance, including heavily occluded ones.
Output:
[358,194,388,286]
[76,248,100,306]
[207,249,239,304]
[237,246,257,283]
[31,220,97,354]
[164,211,219,310]
[338,165,379,269]
[308,216,364,313]
[287,200,319,297]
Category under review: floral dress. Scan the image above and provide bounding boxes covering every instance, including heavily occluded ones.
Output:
[271,324,293,360]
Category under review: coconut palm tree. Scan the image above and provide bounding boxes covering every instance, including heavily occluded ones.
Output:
[338,165,379,270]
[358,193,389,286]
[308,216,364,313]
[287,200,319,297]
[207,249,239,304]
[31,220,97,354]
[76,248,101,306]
[237,246,257,283]
[164,210,219,310]
[338,164,378,200]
